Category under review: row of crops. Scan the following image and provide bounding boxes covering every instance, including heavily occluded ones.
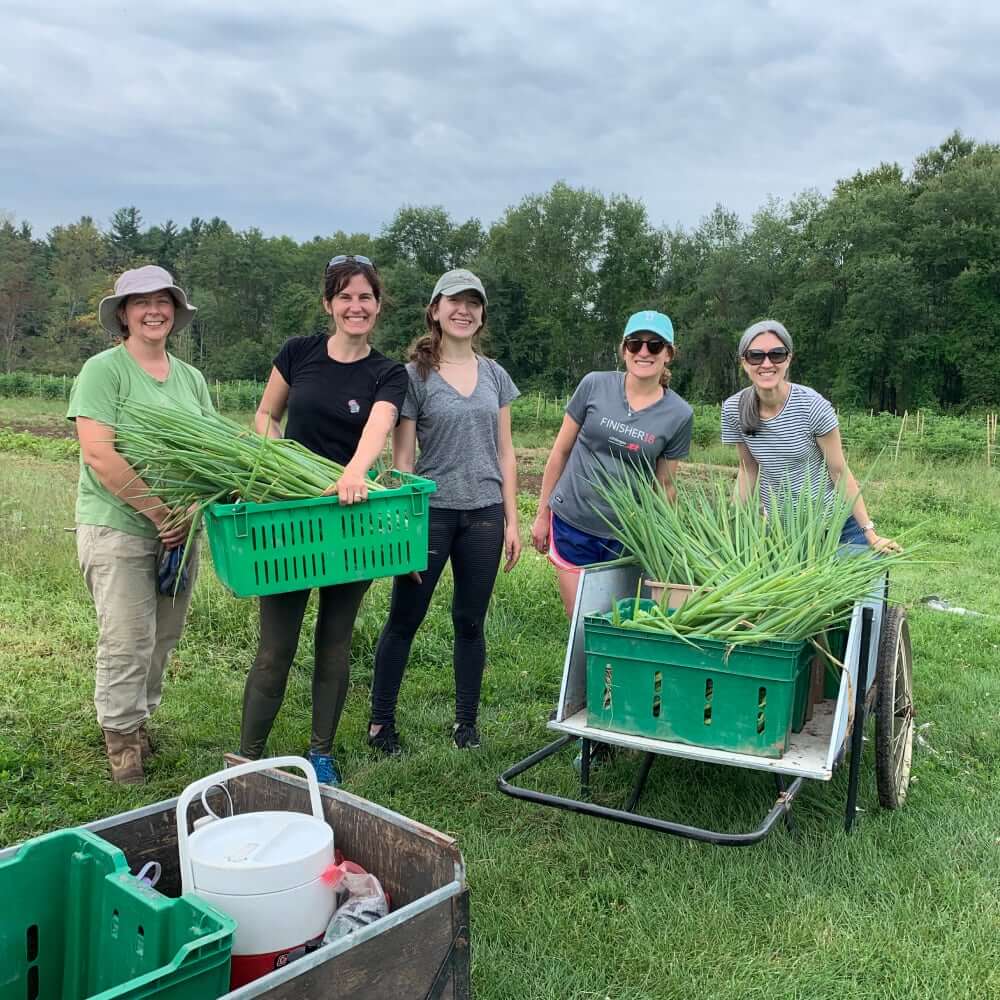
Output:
[1,372,996,461]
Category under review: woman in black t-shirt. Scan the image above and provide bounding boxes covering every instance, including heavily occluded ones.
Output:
[240,255,408,785]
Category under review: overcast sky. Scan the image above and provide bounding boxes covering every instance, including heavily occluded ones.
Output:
[3,0,997,242]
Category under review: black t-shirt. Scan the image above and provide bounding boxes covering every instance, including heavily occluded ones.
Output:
[274,334,408,464]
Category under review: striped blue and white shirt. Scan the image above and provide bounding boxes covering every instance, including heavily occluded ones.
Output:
[721,383,838,513]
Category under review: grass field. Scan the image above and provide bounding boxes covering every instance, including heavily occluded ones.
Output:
[1,406,999,999]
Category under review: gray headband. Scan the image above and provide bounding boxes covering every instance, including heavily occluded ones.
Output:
[738,320,793,358]
[737,320,794,436]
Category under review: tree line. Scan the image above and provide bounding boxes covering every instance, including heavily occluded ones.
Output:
[2,131,998,411]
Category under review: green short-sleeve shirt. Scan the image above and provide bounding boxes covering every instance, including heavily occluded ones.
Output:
[67,345,214,537]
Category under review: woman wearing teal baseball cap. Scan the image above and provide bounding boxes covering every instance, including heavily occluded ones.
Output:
[531,310,694,616]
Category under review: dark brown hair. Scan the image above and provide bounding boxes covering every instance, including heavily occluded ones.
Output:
[323,259,382,336]
[410,292,488,381]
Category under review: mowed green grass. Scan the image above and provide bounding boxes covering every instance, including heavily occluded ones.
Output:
[1,443,999,999]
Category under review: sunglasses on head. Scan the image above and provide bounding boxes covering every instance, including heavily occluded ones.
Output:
[743,347,790,365]
[623,337,668,355]
[328,254,377,271]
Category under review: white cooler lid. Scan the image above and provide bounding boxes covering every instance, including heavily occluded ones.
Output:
[188,811,334,895]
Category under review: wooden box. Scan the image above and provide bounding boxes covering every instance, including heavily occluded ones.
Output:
[6,758,470,1000]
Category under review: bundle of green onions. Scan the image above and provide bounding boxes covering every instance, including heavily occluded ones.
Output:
[114,400,387,534]
[590,463,911,646]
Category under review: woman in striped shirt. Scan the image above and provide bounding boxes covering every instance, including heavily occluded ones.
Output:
[721,320,900,553]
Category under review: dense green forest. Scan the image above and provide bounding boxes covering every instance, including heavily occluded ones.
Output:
[2,132,998,409]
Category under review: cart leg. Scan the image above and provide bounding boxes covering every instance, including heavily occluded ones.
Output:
[774,774,796,834]
[844,607,874,833]
[625,752,657,812]
[579,737,591,795]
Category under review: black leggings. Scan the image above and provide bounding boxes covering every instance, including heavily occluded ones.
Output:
[370,504,504,728]
[240,579,371,758]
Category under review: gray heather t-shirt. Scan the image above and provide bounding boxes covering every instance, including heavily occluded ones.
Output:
[402,357,520,510]
[550,371,694,537]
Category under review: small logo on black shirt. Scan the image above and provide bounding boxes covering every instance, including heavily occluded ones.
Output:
[347,399,360,414]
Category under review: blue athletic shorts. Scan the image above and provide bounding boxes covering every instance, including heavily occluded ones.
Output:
[839,515,872,547]
[549,511,623,568]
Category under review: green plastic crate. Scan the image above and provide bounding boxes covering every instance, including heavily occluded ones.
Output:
[584,599,814,758]
[0,828,235,1000]
[203,472,437,597]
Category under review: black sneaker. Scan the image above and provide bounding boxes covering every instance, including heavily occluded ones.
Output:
[367,723,402,757]
[452,722,481,750]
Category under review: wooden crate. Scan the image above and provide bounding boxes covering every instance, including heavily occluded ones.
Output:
[9,757,470,1000]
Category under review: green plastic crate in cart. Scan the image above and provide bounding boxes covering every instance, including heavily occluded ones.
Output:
[584,599,813,758]
[0,827,235,1000]
[203,472,436,597]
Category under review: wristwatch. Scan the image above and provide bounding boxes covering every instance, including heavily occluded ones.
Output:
[860,521,875,533]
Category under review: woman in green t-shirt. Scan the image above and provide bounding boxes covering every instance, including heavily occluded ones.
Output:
[68,265,213,785]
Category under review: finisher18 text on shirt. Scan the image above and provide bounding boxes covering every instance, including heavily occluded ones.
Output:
[600,416,656,444]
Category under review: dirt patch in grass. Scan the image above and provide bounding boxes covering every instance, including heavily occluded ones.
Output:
[680,461,738,480]
[0,419,75,439]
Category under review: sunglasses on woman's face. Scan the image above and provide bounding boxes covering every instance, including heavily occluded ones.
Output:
[623,337,668,355]
[328,254,377,271]
[743,347,790,365]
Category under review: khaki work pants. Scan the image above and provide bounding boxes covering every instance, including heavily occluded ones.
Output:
[76,524,199,733]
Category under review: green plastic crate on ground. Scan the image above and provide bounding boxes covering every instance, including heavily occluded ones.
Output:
[203,472,436,597]
[584,599,814,758]
[0,828,235,1000]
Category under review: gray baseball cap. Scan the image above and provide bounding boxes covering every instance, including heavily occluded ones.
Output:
[98,265,197,336]
[430,268,488,305]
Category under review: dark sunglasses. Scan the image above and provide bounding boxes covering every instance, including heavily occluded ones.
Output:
[743,347,790,365]
[623,337,668,355]
[327,254,377,271]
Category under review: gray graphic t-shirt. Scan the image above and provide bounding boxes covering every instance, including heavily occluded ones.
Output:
[549,371,693,536]
[402,357,520,510]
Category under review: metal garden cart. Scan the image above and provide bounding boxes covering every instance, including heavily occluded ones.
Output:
[499,559,914,845]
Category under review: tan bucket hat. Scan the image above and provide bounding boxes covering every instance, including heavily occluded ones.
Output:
[98,265,197,336]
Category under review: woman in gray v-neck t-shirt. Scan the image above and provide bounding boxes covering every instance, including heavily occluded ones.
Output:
[403,355,519,508]
[368,269,521,755]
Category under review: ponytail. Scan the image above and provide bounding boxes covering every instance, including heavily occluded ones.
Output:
[738,386,761,436]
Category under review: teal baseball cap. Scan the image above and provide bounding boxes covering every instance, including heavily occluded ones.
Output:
[623,310,674,344]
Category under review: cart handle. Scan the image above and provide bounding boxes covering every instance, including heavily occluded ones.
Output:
[176,755,323,894]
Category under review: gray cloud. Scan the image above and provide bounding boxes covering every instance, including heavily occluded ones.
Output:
[2,0,997,240]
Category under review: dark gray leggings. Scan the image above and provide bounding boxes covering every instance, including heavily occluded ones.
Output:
[240,579,371,758]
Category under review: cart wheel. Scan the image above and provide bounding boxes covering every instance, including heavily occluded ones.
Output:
[875,606,914,809]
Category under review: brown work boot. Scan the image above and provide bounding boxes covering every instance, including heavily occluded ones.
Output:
[136,722,153,761]
[103,728,145,784]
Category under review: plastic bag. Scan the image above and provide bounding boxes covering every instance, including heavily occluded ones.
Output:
[323,870,389,943]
